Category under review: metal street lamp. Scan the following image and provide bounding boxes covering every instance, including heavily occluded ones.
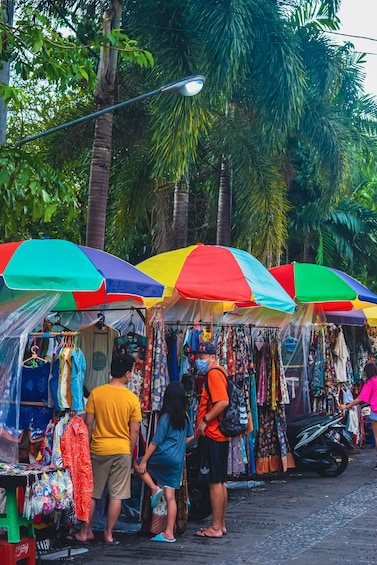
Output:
[15,75,205,147]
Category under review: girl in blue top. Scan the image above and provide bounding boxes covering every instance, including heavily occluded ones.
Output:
[134,382,194,543]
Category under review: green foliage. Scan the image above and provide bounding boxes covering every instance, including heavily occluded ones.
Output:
[0,145,82,240]
[2,0,377,286]
[0,5,153,106]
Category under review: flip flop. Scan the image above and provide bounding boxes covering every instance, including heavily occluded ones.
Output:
[150,488,163,509]
[195,529,223,538]
[66,533,89,544]
[151,532,176,543]
[102,538,120,545]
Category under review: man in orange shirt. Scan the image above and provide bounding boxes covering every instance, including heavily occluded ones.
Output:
[77,354,142,545]
[194,342,229,538]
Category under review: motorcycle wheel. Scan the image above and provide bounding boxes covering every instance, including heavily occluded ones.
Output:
[316,443,348,477]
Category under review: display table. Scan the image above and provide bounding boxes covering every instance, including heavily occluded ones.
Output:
[0,464,58,543]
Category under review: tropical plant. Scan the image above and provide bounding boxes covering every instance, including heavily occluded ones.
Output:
[0,1,153,246]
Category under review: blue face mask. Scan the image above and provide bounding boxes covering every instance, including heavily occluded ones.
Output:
[196,359,209,373]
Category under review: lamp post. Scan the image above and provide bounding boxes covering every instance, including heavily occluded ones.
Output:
[15,75,205,147]
[15,74,205,250]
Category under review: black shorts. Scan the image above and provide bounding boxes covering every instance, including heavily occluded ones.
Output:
[197,435,229,484]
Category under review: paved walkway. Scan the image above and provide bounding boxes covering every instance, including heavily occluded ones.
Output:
[40,444,377,564]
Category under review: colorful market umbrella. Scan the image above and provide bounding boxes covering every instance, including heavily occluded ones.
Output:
[325,306,377,327]
[269,263,377,311]
[137,244,296,314]
[0,240,164,310]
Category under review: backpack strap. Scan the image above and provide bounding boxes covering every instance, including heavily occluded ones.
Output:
[204,366,228,406]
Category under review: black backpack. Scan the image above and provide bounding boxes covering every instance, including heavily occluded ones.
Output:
[205,367,249,437]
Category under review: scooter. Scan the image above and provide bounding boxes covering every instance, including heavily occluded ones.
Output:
[287,413,349,477]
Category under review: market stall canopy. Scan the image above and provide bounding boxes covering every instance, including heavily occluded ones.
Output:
[269,263,377,311]
[137,244,296,314]
[0,240,165,310]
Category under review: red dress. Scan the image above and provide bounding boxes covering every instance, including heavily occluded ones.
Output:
[61,416,93,522]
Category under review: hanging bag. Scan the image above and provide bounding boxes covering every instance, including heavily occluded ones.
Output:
[150,494,168,534]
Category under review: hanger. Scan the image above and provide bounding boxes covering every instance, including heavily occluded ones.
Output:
[52,314,72,332]
[22,345,48,367]
[96,312,105,330]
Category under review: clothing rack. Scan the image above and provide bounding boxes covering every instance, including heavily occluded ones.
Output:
[28,331,79,338]
[51,305,146,321]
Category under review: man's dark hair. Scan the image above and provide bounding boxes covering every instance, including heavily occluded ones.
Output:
[111,354,135,378]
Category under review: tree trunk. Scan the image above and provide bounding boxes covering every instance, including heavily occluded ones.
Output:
[85,0,121,250]
[0,0,14,144]
[172,179,189,250]
[216,155,232,246]
[152,185,173,255]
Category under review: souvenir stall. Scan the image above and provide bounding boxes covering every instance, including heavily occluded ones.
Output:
[0,239,164,559]
[162,317,294,476]
[136,245,297,481]
[267,262,377,441]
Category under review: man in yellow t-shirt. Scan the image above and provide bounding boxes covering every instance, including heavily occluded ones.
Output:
[78,354,142,545]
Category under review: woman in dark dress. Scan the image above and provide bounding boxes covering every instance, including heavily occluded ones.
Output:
[134,382,193,543]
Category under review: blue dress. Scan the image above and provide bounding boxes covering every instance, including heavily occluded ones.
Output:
[147,413,194,489]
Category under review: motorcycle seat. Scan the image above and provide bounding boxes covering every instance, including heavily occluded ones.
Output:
[287,414,335,437]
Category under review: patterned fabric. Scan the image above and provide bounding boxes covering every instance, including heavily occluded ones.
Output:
[127,357,144,398]
[227,436,245,475]
[175,462,188,533]
[38,417,57,465]
[19,405,53,440]
[255,408,280,474]
[140,326,154,412]
[61,416,93,522]
[226,326,235,376]
[151,320,170,412]
[275,407,295,472]
[234,328,250,384]
[278,343,290,405]
[324,330,337,388]
[256,348,267,406]
[249,371,259,437]
[270,339,277,411]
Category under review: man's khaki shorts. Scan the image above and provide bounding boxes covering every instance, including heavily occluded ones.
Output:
[91,453,132,500]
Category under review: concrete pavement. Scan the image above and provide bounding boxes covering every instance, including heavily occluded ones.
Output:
[40,444,377,564]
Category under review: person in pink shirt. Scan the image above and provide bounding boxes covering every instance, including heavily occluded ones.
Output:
[341,362,377,468]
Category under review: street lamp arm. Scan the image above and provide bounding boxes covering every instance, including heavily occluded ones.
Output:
[15,75,205,148]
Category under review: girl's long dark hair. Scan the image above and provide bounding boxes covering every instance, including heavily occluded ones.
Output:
[160,382,187,430]
[365,363,377,381]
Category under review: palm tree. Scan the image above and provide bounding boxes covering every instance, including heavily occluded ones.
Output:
[121,0,306,257]
[284,4,377,269]
[85,0,122,250]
